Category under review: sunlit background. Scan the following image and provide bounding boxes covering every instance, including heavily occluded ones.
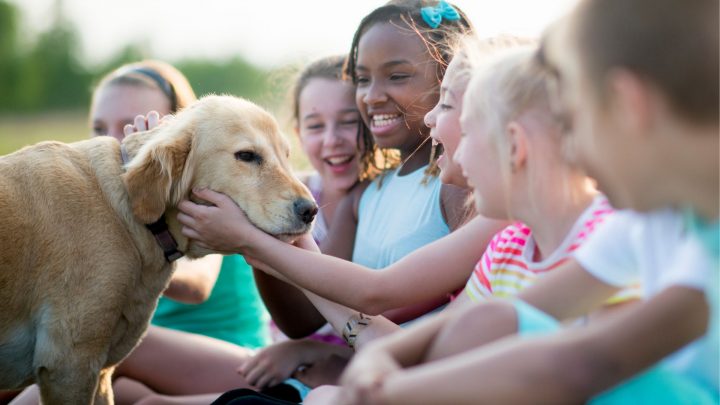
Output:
[0,0,577,166]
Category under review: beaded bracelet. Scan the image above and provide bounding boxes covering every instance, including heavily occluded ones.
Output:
[342,312,372,350]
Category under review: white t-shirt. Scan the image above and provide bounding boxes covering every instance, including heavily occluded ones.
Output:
[575,209,718,393]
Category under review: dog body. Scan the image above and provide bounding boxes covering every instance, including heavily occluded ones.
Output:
[0,95,316,404]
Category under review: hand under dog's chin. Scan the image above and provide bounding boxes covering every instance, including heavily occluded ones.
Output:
[275,232,305,244]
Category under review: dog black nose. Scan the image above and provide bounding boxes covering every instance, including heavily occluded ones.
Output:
[294,198,318,225]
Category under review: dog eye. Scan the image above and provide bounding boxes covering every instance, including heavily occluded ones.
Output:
[235,150,262,164]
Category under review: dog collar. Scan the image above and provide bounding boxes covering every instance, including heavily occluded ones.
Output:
[146,217,184,262]
[121,144,184,263]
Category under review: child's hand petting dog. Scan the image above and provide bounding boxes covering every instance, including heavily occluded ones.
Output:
[177,189,256,254]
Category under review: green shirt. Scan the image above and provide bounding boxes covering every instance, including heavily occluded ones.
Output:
[152,254,270,348]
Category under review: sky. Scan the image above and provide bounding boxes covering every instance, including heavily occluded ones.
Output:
[9,0,579,68]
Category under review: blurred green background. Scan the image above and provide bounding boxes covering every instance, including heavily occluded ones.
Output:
[0,0,308,168]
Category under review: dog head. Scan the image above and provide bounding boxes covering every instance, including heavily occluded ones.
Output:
[122,95,317,254]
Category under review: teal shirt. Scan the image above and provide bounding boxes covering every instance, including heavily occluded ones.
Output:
[685,210,719,397]
[152,254,270,348]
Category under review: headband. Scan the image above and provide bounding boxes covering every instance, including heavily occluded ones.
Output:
[125,66,178,112]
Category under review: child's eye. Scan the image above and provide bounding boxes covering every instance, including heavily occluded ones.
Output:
[390,73,410,81]
[356,76,370,86]
[440,104,452,111]
[306,124,324,131]
[92,126,106,136]
[340,119,359,126]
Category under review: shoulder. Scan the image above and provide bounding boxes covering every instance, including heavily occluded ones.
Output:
[334,180,371,223]
[491,222,529,248]
[349,180,371,217]
[439,183,474,231]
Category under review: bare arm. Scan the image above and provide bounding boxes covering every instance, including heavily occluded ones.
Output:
[240,185,367,338]
[162,254,222,303]
[518,257,621,320]
[253,215,502,315]
[356,286,710,404]
[252,268,327,338]
[320,182,365,260]
[179,190,502,315]
[421,259,621,361]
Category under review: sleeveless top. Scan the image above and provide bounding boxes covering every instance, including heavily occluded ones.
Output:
[152,254,271,348]
[353,166,450,269]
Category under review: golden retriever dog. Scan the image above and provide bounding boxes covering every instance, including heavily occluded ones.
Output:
[0,95,317,404]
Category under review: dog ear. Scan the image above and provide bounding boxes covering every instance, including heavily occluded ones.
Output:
[122,124,193,224]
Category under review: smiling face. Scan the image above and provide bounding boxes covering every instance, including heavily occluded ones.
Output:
[354,22,440,153]
[425,55,469,188]
[90,83,171,141]
[298,78,360,194]
[456,93,507,219]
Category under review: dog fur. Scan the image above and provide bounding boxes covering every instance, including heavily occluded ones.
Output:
[0,95,316,404]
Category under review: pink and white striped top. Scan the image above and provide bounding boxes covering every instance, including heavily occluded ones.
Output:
[464,196,640,304]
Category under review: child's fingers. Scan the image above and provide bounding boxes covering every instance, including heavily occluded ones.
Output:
[133,114,148,132]
[123,124,136,137]
[255,373,277,390]
[238,354,260,376]
[180,226,201,241]
[191,187,232,208]
[243,362,267,387]
[146,111,160,129]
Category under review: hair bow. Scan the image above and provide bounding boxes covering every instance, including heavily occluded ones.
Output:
[420,0,460,29]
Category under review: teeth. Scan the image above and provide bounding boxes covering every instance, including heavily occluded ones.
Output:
[431,138,439,147]
[372,114,401,127]
[326,156,353,166]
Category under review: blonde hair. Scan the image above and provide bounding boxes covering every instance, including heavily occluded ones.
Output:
[92,60,196,114]
[451,34,537,92]
[464,46,580,218]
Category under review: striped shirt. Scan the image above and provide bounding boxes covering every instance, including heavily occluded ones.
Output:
[464,196,639,304]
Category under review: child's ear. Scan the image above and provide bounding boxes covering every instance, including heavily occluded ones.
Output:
[608,68,653,135]
[506,121,528,172]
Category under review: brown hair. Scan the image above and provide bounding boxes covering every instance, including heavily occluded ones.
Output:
[573,0,718,125]
[92,59,196,114]
[290,55,347,127]
[345,0,473,182]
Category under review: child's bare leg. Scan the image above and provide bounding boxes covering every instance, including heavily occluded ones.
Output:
[304,385,342,405]
[425,300,518,362]
[115,326,254,395]
[113,377,155,405]
[135,393,222,405]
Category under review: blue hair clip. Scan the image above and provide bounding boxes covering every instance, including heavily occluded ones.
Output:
[421,0,460,29]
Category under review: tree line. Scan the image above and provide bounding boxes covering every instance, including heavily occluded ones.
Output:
[0,1,277,114]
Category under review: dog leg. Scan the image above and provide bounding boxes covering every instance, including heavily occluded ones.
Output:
[93,367,115,405]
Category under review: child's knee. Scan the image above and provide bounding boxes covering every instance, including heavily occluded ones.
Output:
[428,301,518,361]
[304,385,342,405]
[451,300,518,338]
[134,394,174,405]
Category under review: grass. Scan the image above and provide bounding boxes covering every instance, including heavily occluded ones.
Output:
[0,111,311,171]
[0,111,88,156]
